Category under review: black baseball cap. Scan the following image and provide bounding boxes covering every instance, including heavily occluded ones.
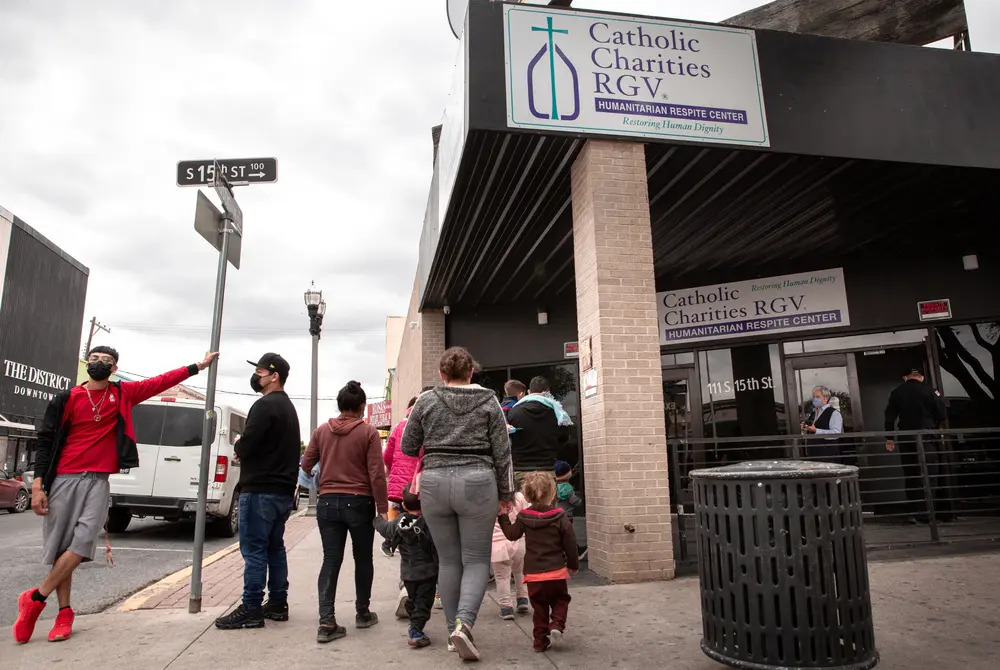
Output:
[247,353,290,378]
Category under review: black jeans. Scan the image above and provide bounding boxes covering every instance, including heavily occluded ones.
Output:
[316,493,376,624]
[404,576,438,633]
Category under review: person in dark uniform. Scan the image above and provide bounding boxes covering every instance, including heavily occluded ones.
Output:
[884,367,951,521]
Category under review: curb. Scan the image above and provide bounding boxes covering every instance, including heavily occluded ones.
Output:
[116,541,240,612]
[116,508,308,612]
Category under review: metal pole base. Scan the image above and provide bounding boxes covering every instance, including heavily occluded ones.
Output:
[304,504,318,518]
[189,597,202,614]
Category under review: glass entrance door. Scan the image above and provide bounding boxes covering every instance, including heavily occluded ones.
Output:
[784,353,863,461]
[662,367,701,510]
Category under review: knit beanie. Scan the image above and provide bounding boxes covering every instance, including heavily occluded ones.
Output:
[554,460,572,481]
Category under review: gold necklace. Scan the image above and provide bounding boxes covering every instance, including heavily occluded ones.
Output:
[85,385,111,422]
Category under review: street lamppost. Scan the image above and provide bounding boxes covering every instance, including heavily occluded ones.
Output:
[304,282,326,516]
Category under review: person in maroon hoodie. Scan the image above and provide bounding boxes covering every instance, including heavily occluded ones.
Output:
[300,380,388,644]
[498,471,579,653]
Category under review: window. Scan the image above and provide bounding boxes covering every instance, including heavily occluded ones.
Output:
[784,329,927,354]
[132,405,166,445]
[229,414,246,446]
[160,407,205,447]
[700,343,786,438]
[936,323,999,428]
[132,405,213,446]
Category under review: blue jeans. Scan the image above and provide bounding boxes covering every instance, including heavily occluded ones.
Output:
[238,492,294,609]
[316,494,376,624]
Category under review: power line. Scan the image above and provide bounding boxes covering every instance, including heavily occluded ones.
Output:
[115,368,385,402]
[110,322,385,336]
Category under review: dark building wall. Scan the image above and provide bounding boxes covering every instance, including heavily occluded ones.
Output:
[467,0,1000,169]
[0,217,89,426]
[447,298,578,369]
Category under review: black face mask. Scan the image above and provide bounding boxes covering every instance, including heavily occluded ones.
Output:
[250,372,271,394]
[87,362,114,381]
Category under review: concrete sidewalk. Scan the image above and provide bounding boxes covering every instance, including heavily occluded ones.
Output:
[7,522,1000,669]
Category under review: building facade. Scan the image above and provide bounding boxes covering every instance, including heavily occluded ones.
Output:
[1,206,89,473]
[393,0,1000,581]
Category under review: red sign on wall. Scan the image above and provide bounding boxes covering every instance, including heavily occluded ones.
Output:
[367,401,393,428]
[918,299,952,321]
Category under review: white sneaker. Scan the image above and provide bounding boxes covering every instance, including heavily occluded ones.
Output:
[395,588,409,619]
[450,619,480,661]
[447,641,457,652]
[434,595,443,610]
[550,628,564,648]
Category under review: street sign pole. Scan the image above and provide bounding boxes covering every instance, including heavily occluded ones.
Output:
[189,214,232,614]
[189,168,239,614]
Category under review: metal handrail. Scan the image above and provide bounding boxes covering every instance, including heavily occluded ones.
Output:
[668,427,1000,445]
[666,427,1000,567]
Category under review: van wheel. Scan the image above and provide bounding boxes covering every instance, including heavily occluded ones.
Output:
[213,496,239,538]
[107,507,132,533]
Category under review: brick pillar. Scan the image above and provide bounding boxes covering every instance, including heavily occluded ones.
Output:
[390,279,446,427]
[571,140,674,582]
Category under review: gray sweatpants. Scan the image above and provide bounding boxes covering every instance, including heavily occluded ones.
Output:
[419,465,498,631]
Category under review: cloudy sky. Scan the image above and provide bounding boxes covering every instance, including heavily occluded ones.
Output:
[2,0,997,439]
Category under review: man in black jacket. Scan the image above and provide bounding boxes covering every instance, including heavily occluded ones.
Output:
[215,353,301,630]
[885,367,951,520]
[507,376,568,491]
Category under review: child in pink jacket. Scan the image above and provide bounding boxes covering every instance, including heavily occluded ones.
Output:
[492,491,529,619]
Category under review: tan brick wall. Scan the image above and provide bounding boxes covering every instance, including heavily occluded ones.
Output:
[571,140,674,582]
[390,279,445,427]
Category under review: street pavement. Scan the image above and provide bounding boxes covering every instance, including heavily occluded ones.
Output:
[0,508,235,626]
[5,519,1000,669]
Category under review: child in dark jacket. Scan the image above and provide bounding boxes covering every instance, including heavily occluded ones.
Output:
[374,484,438,648]
[498,472,579,653]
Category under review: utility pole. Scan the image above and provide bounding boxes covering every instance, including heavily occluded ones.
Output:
[84,317,111,357]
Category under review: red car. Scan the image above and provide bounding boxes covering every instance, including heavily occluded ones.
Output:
[1,469,30,513]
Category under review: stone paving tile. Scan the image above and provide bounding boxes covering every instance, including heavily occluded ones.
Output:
[143,515,315,610]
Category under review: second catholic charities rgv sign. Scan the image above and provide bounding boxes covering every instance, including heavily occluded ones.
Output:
[657,269,850,346]
[503,6,768,146]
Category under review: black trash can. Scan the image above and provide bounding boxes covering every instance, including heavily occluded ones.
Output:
[691,461,878,670]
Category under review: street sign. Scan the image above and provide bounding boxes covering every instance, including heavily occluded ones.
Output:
[213,168,243,236]
[194,190,241,269]
[177,158,277,187]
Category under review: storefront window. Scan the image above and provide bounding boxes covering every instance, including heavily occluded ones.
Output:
[699,343,786,439]
[784,329,927,354]
[936,323,1000,428]
[661,352,695,367]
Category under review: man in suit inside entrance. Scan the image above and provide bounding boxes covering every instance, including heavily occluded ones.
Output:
[801,386,843,460]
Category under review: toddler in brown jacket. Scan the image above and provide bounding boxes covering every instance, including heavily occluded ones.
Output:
[498,472,579,653]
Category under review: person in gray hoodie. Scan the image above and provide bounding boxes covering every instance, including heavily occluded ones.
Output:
[401,347,514,662]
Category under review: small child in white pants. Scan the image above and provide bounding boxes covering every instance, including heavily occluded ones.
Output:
[492,491,529,619]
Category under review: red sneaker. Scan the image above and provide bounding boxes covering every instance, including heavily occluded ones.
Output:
[48,607,75,642]
[12,589,47,644]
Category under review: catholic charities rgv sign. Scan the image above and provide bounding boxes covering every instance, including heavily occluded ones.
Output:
[657,269,850,346]
[504,6,768,146]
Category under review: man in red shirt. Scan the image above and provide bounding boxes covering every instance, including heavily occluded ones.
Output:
[12,345,219,645]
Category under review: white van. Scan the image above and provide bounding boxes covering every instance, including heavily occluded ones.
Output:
[108,397,248,537]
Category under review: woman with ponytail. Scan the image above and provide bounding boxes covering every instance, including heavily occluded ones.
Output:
[301,380,389,643]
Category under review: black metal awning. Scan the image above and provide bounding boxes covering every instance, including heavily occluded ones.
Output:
[420,133,999,308]
[418,1,1000,309]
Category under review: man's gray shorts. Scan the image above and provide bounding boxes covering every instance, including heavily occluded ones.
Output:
[42,473,111,565]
